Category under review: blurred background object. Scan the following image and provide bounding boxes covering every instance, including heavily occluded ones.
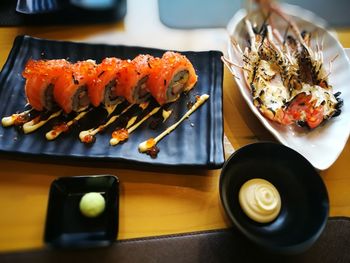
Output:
[0,0,126,26]
[158,0,239,28]
[158,0,350,28]
[70,0,119,10]
[282,0,348,27]
[16,0,62,14]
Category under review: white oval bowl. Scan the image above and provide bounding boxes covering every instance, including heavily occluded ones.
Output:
[226,4,350,170]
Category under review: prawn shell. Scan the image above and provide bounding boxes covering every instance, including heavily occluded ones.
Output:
[285,93,324,129]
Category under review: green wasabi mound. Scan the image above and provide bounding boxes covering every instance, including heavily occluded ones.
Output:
[79,192,106,218]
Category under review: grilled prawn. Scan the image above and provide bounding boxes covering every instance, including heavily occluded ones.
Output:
[224,1,342,129]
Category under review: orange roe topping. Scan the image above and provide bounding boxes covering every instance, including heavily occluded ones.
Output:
[13,114,29,126]
[112,128,129,142]
[31,116,41,125]
[139,101,149,110]
[146,145,159,158]
[145,138,156,149]
[82,134,96,144]
[53,123,69,133]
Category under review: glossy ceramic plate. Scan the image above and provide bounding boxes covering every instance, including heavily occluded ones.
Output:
[44,175,119,248]
[227,4,350,170]
[0,35,224,168]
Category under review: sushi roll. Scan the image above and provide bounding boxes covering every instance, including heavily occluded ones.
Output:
[54,60,96,114]
[116,54,156,104]
[88,57,123,107]
[147,51,198,105]
[22,59,70,111]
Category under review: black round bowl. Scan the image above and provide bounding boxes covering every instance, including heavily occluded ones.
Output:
[219,142,329,254]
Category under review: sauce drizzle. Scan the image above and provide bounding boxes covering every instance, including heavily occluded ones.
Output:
[46,110,90,140]
[79,104,134,143]
[23,110,62,134]
[162,109,172,122]
[138,94,209,153]
[1,109,33,127]
[110,106,161,146]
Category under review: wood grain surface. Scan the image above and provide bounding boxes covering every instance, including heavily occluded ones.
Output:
[0,1,349,252]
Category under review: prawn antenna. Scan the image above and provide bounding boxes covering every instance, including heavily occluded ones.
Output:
[221,56,241,80]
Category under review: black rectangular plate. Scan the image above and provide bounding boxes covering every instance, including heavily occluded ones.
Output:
[0,35,224,168]
[44,175,119,248]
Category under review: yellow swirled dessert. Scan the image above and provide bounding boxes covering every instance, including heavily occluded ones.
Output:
[239,179,281,223]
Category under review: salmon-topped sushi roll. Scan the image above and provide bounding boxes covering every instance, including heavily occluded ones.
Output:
[54,60,96,114]
[147,51,198,105]
[88,57,123,107]
[23,59,70,111]
[116,54,156,104]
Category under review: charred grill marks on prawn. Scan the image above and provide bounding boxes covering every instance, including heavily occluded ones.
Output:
[224,3,343,129]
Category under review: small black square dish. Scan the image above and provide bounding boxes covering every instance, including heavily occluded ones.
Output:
[44,175,119,248]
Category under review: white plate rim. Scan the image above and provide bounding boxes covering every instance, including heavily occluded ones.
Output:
[226,3,350,170]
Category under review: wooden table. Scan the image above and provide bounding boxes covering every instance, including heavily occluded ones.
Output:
[0,0,350,253]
